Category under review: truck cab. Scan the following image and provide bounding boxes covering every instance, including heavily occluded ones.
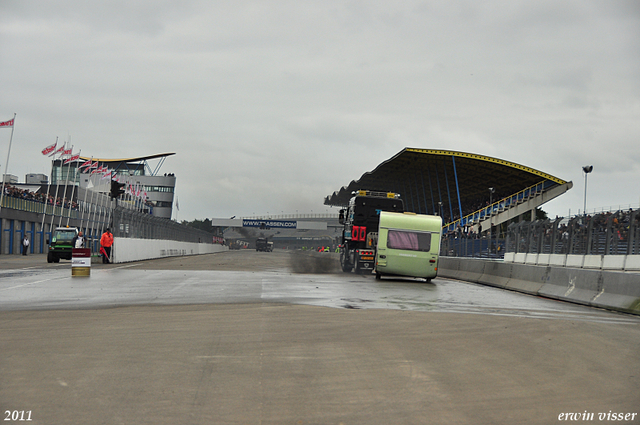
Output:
[339,190,404,273]
[255,237,273,252]
[47,227,79,263]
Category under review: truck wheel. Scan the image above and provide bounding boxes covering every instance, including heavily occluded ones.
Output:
[375,272,381,280]
[47,252,54,263]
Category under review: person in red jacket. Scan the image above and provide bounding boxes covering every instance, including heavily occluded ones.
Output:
[100,228,114,264]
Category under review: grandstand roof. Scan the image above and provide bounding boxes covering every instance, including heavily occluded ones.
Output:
[78,153,175,163]
[75,153,176,177]
[324,148,569,219]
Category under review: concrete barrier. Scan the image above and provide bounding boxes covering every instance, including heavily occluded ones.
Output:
[112,238,228,263]
[509,253,640,271]
[536,253,550,266]
[539,268,601,306]
[590,272,640,312]
[583,255,603,269]
[602,255,626,270]
[438,256,640,315]
[625,256,640,272]
[504,263,549,295]
[565,254,584,268]
[548,254,566,267]
[478,261,511,289]
[438,257,484,282]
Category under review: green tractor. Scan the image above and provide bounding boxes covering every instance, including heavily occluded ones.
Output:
[47,227,79,263]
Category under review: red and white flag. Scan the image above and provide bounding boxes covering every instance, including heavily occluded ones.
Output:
[63,152,81,165]
[0,118,14,128]
[62,146,72,156]
[50,143,66,157]
[78,160,92,169]
[91,166,104,174]
[42,142,57,156]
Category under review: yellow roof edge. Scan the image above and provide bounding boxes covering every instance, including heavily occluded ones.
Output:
[405,148,567,185]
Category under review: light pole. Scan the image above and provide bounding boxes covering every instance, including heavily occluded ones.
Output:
[582,165,593,217]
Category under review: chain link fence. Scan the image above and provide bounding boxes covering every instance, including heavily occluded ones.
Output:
[505,209,640,256]
[111,206,219,243]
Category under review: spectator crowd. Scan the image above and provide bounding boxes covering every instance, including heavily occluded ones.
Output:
[2,184,79,210]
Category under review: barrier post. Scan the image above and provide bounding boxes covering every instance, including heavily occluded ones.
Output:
[72,248,91,277]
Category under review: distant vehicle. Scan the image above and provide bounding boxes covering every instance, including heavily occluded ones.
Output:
[374,211,443,282]
[339,190,404,273]
[255,237,273,252]
[47,226,79,263]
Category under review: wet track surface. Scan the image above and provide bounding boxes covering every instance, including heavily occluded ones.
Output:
[1,251,638,325]
[2,251,639,425]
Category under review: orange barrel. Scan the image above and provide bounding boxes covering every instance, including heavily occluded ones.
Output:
[71,248,91,277]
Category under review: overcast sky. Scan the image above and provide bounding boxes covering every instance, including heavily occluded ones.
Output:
[1,1,639,221]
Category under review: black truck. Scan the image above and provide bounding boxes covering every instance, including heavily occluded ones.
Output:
[255,237,273,252]
[338,190,404,273]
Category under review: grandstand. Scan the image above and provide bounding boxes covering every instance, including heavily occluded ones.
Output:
[53,153,177,219]
[324,148,573,235]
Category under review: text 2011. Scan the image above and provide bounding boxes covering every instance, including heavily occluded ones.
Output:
[4,411,32,421]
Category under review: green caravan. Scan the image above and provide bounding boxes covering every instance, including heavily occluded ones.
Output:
[374,212,442,281]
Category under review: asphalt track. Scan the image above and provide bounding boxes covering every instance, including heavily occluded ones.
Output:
[1,251,639,424]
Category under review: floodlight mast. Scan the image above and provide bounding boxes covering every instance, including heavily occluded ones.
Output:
[582,165,593,216]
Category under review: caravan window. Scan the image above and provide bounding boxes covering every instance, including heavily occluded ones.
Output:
[387,230,432,252]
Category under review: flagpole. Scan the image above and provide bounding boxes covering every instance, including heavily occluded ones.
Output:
[59,143,74,227]
[79,156,93,229]
[87,172,99,245]
[0,113,16,214]
[40,137,58,238]
[65,149,80,226]
[49,142,65,231]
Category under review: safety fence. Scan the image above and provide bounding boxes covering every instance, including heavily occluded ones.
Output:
[440,236,506,259]
[1,197,221,255]
[505,209,640,256]
[111,206,220,243]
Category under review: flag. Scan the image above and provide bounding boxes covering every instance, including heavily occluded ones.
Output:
[50,143,66,157]
[42,142,57,156]
[78,160,92,169]
[63,152,81,165]
[0,118,14,128]
[62,146,72,156]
